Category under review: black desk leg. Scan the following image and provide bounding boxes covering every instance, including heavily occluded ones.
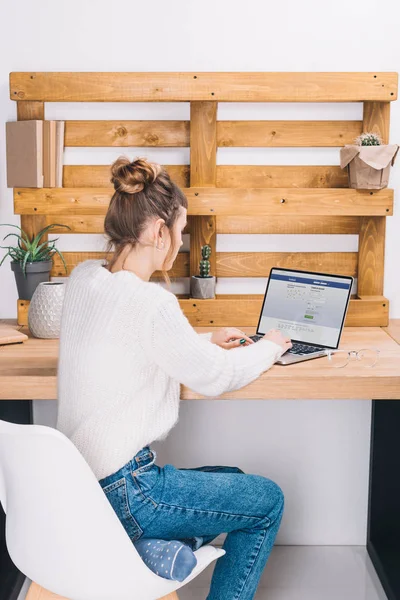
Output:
[0,400,33,600]
[367,399,400,600]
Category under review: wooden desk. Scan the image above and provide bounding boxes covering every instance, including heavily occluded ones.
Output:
[0,320,400,400]
[0,319,400,600]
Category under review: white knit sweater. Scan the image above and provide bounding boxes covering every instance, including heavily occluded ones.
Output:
[56,259,284,480]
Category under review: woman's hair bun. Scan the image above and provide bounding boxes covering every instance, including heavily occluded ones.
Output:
[110,156,163,194]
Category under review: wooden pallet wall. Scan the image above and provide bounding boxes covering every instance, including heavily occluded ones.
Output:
[10,72,398,327]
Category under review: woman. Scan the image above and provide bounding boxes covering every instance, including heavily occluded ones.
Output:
[56,156,292,599]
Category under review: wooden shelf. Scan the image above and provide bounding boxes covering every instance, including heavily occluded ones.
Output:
[9,71,398,329]
[16,295,389,329]
[10,72,398,102]
[14,186,394,217]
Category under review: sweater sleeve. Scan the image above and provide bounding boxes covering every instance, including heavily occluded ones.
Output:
[139,295,285,398]
[197,331,213,342]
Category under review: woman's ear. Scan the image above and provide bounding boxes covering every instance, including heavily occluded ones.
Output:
[152,218,165,243]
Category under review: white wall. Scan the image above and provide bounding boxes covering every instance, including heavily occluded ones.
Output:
[1,0,399,545]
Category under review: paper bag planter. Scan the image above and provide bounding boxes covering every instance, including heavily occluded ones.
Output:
[340,144,399,190]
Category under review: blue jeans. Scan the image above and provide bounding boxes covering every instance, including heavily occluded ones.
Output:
[98,446,284,600]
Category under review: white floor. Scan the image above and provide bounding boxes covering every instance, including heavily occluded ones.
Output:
[17,546,388,600]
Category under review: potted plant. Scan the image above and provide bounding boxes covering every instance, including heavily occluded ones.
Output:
[0,223,70,300]
[190,244,216,299]
[340,132,399,190]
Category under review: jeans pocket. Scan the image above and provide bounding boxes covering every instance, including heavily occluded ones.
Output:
[102,476,144,542]
[131,464,161,507]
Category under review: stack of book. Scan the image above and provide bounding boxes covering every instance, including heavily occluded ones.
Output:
[6,120,65,188]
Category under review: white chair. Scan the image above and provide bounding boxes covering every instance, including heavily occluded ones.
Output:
[0,419,225,600]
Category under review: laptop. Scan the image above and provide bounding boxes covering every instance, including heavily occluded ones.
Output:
[249,267,354,365]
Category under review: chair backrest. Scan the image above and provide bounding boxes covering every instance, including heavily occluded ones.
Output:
[0,419,171,600]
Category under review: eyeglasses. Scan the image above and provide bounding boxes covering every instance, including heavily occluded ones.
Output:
[323,347,380,368]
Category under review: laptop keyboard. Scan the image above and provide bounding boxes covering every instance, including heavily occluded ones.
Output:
[250,335,322,355]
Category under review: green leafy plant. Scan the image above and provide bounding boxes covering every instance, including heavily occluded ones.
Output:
[354,132,382,146]
[0,223,71,277]
[198,244,212,277]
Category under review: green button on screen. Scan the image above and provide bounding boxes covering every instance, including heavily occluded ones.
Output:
[304,315,314,319]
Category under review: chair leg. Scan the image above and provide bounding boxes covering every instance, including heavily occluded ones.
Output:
[27,580,179,600]
[26,581,68,600]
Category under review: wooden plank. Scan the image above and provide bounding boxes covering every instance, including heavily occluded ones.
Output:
[180,296,389,327]
[357,103,390,296]
[15,188,112,214]
[50,251,189,278]
[348,296,389,327]
[216,216,360,234]
[217,165,349,188]
[45,215,110,234]
[363,102,391,143]
[218,121,362,147]
[63,119,362,147]
[10,72,398,102]
[65,120,189,147]
[19,214,47,243]
[48,251,356,278]
[46,214,359,235]
[17,294,386,328]
[17,300,29,326]
[15,187,393,217]
[16,296,388,329]
[189,102,217,281]
[25,581,179,600]
[63,165,347,189]
[190,102,217,187]
[26,581,68,600]
[216,252,357,277]
[47,214,191,235]
[63,165,189,188]
[358,217,386,296]
[16,100,44,120]
[214,293,362,300]
[188,215,217,278]
[187,188,393,216]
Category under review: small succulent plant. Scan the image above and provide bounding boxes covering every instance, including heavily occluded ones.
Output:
[199,244,212,277]
[0,223,70,277]
[354,132,382,146]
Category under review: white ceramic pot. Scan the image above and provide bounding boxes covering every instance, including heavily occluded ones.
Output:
[28,281,66,338]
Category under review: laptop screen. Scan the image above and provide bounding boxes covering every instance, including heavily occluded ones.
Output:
[257,268,353,349]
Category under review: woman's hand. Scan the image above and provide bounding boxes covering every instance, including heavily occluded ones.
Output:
[210,327,255,349]
[209,327,293,353]
[261,329,293,353]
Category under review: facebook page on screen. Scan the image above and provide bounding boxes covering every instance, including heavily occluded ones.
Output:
[258,270,352,347]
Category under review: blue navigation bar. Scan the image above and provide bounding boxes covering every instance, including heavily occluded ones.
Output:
[270,273,351,290]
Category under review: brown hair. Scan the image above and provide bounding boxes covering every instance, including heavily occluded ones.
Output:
[104,156,188,285]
